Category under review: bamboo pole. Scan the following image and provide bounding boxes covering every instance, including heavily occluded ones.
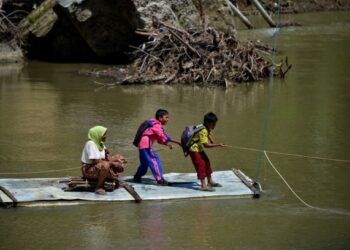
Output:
[251,0,276,27]
[226,0,254,29]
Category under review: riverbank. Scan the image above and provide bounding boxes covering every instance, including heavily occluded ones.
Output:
[240,0,350,15]
[76,0,348,86]
[1,0,348,86]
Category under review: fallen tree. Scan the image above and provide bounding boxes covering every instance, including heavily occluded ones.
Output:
[79,19,292,87]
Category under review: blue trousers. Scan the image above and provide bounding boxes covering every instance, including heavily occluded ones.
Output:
[134,148,164,181]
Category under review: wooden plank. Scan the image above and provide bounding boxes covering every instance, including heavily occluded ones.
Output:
[0,185,17,207]
[0,190,4,204]
[0,190,12,203]
[232,169,261,198]
[226,0,254,29]
[64,178,142,202]
[61,177,116,192]
[121,182,142,203]
[251,0,276,27]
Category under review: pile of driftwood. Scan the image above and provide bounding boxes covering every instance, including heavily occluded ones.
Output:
[63,177,142,203]
[0,9,22,45]
[80,19,291,87]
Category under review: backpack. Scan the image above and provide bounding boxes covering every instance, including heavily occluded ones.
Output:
[181,124,205,157]
[133,120,153,147]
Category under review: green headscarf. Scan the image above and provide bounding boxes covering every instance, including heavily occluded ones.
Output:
[88,126,107,151]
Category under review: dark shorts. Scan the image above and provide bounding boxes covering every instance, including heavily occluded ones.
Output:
[189,151,213,180]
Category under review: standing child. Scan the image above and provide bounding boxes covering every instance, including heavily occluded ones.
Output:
[188,112,225,191]
[133,109,181,185]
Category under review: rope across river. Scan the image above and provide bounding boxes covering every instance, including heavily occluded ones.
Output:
[263,150,350,216]
[224,145,350,163]
[0,145,348,175]
[0,144,349,216]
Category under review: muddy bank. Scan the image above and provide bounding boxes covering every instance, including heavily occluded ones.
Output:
[1,0,347,86]
[0,0,145,63]
[1,0,349,64]
[0,40,23,63]
[1,0,350,62]
[1,0,238,63]
[132,0,236,34]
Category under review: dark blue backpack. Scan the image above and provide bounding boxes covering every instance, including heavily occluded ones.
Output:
[133,120,153,147]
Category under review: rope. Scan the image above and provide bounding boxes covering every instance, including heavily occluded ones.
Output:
[264,150,350,216]
[254,0,282,180]
[1,144,348,175]
[225,145,350,163]
[264,149,350,163]
[0,147,175,175]
[0,167,80,175]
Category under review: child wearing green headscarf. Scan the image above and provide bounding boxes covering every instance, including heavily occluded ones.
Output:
[81,126,127,195]
[88,126,107,151]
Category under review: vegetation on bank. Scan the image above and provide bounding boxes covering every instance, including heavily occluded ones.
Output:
[79,19,291,87]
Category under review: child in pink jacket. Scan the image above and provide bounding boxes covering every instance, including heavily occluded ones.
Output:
[133,109,180,185]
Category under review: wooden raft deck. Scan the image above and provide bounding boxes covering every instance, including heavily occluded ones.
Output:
[0,169,261,207]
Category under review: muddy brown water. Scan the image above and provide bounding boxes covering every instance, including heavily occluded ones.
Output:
[1,11,350,249]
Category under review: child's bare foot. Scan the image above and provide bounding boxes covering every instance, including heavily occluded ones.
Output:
[95,188,107,195]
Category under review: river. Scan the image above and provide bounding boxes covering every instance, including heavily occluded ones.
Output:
[0,11,349,249]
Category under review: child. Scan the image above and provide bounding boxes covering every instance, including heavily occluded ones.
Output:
[81,126,126,195]
[133,109,180,185]
[188,112,225,191]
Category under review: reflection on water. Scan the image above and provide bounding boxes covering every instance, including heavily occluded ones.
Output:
[1,11,350,249]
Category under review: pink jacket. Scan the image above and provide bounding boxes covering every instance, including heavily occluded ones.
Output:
[138,118,171,149]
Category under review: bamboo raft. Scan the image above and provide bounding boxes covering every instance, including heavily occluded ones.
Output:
[0,169,261,207]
